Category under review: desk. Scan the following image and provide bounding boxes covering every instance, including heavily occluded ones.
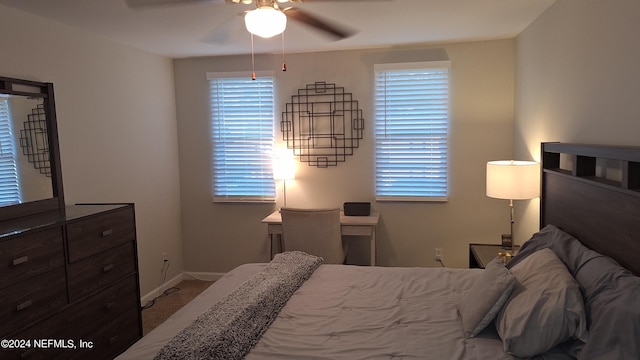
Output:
[261,211,380,266]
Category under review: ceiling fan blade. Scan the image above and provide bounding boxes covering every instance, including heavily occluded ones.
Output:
[126,0,223,9]
[283,7,355,40]
[201,12,245,44]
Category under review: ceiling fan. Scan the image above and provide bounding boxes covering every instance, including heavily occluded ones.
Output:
[125,0,365,41]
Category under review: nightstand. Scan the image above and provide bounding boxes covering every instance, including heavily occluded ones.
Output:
[469,243,520,268]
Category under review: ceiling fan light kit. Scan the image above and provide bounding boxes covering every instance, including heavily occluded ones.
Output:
[244,6,287,38]
[127,0,357,78]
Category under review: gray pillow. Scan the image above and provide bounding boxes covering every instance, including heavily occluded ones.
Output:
[507,224,602,276]
[575,255,640,359]
[495,248,588,357]
[459,257,515,337]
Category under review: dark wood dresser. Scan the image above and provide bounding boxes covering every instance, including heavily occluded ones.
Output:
[0,203,142,360]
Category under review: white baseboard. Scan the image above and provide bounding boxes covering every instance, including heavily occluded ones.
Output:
[183,271,226,282]
[140,273,184,306]
[139,272,225,306]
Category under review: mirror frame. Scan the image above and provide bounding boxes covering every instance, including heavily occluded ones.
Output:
[0,76,64,221]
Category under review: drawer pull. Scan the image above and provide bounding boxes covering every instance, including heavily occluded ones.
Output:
[12,256,29,266]
[103,264,115,272]
[16,300,33,311]
[101,229,114,237]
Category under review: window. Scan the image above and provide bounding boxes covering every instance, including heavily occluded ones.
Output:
[374,61,450,201]
[0,97,21,205]
[208,73,275,202]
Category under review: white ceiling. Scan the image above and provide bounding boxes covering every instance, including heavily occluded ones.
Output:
[0,0,555,59]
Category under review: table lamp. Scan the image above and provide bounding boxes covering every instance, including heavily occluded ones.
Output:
[273,149,296,207]
[486,160,540,250]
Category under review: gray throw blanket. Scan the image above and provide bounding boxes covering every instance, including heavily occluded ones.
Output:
[154,251,322,360]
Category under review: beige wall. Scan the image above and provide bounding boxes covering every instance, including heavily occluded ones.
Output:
[0,5,183,296]
[514,0,640,240]
[5,0,636,288]
[175,39,517,273]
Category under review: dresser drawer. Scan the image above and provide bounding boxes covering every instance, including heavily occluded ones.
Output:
[5,313,140,360]
[67,242,136,302]
[65,307,141,360]
[3,304,73,360]
[4,277,141,360]
[0,267,67,336]
[67,207,135,262]
[65,275,139,337]
[0,227,65,290]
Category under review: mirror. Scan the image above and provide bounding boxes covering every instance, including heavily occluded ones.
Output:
[1,95,53,204]
[0,76,64,221]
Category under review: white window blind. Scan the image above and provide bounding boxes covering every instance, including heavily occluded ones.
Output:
[0,98,21,205]
[208,73,275,202]
[374,61,450,201]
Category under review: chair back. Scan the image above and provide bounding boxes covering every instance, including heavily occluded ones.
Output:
[280,207,346,264]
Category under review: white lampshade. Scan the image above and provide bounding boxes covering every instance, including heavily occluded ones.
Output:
[273,149,296,180]
[244,7,287,39]
[486,160,540,200]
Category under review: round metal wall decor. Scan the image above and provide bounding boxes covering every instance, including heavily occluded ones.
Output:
[20,103,51,177]
[281,82,364,168]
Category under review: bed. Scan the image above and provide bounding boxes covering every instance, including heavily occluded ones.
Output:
[116,142,640,360]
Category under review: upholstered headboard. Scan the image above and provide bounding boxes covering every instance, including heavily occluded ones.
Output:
[540,142,640,276]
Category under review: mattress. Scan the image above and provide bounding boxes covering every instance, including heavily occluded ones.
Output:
[116,264,569,360]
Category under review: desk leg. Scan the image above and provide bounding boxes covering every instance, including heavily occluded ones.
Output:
[269,234,274,260]
[370,228,376,266]
[270,234,284,260]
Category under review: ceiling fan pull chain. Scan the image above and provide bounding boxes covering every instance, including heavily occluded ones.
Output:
[281,32,287,72]
[251,33,256,80]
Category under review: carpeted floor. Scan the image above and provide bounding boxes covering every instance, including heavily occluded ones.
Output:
[142,280,213,336]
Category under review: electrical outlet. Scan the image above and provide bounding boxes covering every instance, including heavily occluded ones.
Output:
[435,248,443,261]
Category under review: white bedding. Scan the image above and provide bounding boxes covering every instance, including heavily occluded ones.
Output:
[117,264,569,360]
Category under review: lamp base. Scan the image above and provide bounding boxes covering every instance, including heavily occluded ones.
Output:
[501,234,513,250]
